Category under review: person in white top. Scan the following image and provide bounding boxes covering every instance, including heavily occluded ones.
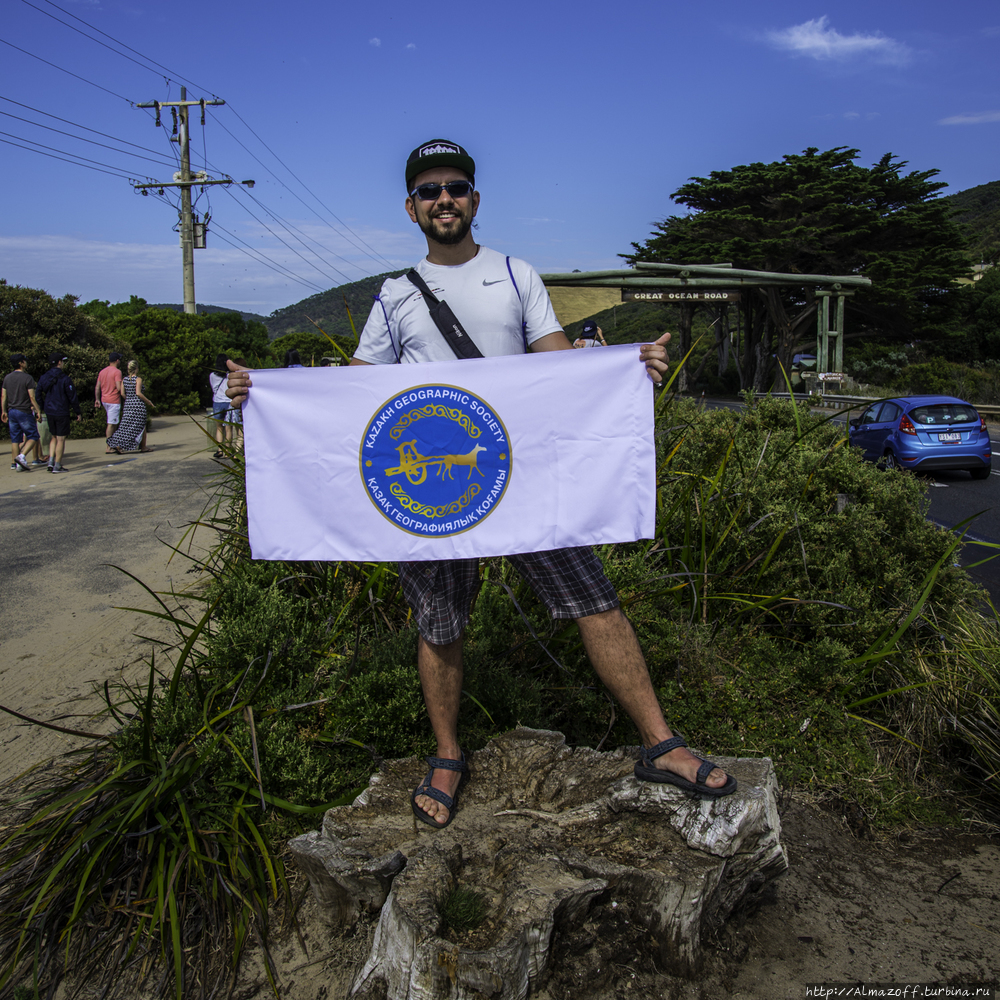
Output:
[226,138,736,826]
[209,353,232,459]
[573,318,608,349]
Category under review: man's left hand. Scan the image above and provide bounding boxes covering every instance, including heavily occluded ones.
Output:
[639,332,671,383]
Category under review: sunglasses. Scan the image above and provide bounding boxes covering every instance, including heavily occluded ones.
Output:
[409,180,475,202]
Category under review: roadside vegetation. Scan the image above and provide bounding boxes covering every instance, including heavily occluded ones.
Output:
[1,392,998,999]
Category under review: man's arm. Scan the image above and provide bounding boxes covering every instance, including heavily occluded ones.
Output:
[94,374,102,407]
[1,386,7,423]
[532,329,672,383]
[28,387,39,418]
[529,331,574,353]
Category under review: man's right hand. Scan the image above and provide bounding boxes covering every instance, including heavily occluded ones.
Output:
[225,358,252,408]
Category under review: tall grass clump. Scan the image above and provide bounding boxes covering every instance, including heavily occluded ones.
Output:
[2,395,999,997]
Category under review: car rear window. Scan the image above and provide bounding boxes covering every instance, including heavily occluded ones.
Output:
[909,404,979,425]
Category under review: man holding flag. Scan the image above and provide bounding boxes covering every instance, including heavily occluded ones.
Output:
[227,139,736,827]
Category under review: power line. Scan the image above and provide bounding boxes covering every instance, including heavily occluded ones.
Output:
[210,224,328,294]
[210,113,381,274]
[240,187,372,277]
[224,104,395,270]
[17,0,395,278]
[220,184,353,287]
[0,133,142,180]
[26,0,218,98]
[236,187,360,284]
[0,109,179,170]
[0,37,133,104]
[20,0,171,87]
[1,95,177,161]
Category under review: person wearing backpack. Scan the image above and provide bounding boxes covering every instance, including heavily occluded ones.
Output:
[35,353,82,473]
[225,139,734,828]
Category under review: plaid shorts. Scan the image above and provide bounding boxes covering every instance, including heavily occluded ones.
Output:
[398,546,619,646]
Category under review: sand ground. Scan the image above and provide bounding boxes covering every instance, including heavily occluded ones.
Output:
[0,414,219,782]
[1,416,997,999]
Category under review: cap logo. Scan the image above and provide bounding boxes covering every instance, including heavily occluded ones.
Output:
[420,142,459,157]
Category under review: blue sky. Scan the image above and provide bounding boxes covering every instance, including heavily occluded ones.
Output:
[2,0,998,316]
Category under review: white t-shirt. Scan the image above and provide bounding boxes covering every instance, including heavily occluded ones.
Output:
[354,246,563,365]
[210,372,229,404]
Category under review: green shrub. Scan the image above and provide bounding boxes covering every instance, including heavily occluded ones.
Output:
[3,393,998,999]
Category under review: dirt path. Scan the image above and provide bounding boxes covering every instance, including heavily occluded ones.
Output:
[0,415,218,782]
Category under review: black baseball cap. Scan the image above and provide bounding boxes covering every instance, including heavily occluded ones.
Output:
[10,353,26,366]
[581,320,598,337]
[405,139,476,190]
[109,351,123,361]
[49,351,68,364]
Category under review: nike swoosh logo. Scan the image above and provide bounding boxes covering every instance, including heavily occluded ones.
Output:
[483,278,507,285]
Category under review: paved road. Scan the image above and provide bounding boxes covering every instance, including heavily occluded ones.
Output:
[0,416,218,781]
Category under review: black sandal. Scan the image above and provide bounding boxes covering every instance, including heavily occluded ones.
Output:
[634,736,737,797]
[411,752,469,829]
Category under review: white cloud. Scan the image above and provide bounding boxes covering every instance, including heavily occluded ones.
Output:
[369,37,381,47]
[938,110,1000,126]
[406,42,416,50]
[766,16,911,66]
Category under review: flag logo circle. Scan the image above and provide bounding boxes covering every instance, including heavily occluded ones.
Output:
[360,384,512,537]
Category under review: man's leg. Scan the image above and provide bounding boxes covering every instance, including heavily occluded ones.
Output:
[51,435,66,467]
[576,608,728,789]
[413,634,465,824]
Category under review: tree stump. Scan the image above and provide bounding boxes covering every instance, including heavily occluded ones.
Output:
[289,728,787,999]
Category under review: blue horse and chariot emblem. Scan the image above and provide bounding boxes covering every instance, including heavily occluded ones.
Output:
[360,384,512,537]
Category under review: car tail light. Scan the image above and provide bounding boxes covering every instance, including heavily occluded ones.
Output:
[899,414,917,436]
[980,416,988,433]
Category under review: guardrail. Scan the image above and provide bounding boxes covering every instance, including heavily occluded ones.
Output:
[757,392,1000,420]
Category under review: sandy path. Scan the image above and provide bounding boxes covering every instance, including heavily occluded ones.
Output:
[0,415,220,782]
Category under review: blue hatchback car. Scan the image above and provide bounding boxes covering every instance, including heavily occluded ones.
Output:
[848,395,993,479]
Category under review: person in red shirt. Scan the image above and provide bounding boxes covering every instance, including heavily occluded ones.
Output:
[95,352,123,449]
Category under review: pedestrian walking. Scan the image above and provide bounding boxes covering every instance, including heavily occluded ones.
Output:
[35,353,82,473]
[107,360,154,454]
[95,351,124,448]
[209,354,232,458]
[2,353,43,472]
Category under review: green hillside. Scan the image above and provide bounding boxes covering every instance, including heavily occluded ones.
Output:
[942,179,1000,263]
[152,303,269,325]
[265,270,406,340]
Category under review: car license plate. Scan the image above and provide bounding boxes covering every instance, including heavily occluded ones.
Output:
[938,432,961,442]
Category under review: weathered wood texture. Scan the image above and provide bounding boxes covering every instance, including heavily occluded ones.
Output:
[289,728,787,1000]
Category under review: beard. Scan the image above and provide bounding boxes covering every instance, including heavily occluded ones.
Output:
[417,208,473,246]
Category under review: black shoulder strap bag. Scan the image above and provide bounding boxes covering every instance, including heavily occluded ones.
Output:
[406,269,484,360]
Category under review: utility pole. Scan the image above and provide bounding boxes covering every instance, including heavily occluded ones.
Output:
[133,87,254,314]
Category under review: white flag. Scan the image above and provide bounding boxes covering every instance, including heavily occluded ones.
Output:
[243,344,656,562]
